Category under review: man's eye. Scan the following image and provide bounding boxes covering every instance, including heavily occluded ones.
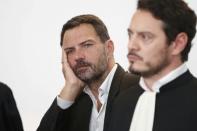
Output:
[141,34,149,40]
[66,50,73,54]
[128,32,133,40]
[140,33,153,42]
[83,43,92,48]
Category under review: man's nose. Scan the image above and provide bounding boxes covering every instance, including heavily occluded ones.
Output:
[128,35,140,51]
[74,48,85,60]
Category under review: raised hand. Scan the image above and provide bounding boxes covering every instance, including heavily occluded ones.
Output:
[59,49,86,101]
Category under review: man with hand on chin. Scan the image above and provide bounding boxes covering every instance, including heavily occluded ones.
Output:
[37,14,138,131]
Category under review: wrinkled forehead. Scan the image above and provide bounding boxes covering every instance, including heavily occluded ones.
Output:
[62,24,99,47]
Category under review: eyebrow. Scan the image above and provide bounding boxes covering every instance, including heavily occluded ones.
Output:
[128,28,154,36]
[127,28,132,34]
[64,39,95,51]
[64,47,74,52]
[79,39,94,46]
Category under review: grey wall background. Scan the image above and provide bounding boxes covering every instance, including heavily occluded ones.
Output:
[0,0,196,130]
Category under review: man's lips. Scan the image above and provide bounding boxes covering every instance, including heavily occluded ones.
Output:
[127,54,142,62]
[76,65,90,72]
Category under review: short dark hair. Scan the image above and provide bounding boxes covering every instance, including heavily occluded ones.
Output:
[60,14,110,46]
[137,0,197,61]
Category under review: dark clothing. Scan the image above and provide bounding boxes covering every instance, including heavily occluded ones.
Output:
[0,82,23,131]
[108,71,197,131]
[37,65,139,131]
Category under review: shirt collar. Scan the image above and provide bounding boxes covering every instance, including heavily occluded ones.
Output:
[140,63,188,93]
[84,64,118,103]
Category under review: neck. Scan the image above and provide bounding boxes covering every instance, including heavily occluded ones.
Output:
[89,62,115,97]
[143,60,183,88]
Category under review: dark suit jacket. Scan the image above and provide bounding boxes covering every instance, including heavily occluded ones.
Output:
[0,82,23,131]
[108,71,197,131]
[37,65,139,131]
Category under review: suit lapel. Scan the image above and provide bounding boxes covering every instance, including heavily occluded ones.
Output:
[103,65,126,131]
[71,93,92,131]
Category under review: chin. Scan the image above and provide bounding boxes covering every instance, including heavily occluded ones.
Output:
[129,65,150,76]
[79,72,95,81]
[129,66,141,75]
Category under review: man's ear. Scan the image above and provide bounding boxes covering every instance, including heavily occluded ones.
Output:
[105,39,114,56]
[171,32,188,55]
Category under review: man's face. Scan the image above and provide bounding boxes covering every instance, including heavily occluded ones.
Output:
[127,10,173,77]
[62,24,110,83]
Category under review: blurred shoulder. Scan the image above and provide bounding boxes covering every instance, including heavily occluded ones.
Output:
[0,82,12,96]
[122,71,140,85]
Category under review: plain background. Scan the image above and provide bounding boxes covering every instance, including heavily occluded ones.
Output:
[0,0,197,131]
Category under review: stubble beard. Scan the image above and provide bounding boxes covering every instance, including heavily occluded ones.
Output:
[129,56,170,78]
[73,52,108,85]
